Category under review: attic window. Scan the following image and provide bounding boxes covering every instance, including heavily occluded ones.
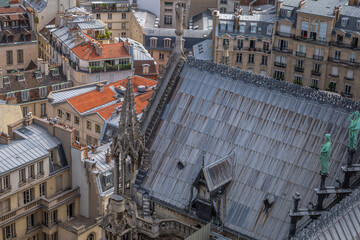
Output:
[164,38,171,48]
[3,76,10,84]
[341,17,349,27]
[142,64,150,74]
[250,23,257,33]
[267,25,273,35]
[150,37,157,48]
[357,20,360,29]
[34,71,42,79]
[51,68,59,76]
[103,172,112,186]
[16,74,25,82]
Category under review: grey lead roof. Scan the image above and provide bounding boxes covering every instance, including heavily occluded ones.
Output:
[0,124,60,175]
[282,0,348,17]
[49,84,100,104]
[142,61,353,239]
[293,189,360,240]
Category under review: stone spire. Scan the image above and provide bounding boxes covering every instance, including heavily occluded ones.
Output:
[174,2,185,55]
[111,76,145,196]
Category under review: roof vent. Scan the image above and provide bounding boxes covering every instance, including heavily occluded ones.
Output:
[137,85,149,93]
[264,193,276,212]
[96,83,104,92]
[117,86,126,94]
[177,160,185,170]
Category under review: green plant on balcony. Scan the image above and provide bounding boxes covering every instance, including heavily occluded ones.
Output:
[293,79,302,85]
[120,63,131,70]
[328,82,336,92]
[88,65,103,72]
[310,83,319,90]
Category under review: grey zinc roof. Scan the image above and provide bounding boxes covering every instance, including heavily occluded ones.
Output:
[0,124,60,175]
[142,62,353,240]
[282,0,348,17]
[25,0,47,12]
[49,84,98,104]
[334,6,360,33]
[293,189,360,240]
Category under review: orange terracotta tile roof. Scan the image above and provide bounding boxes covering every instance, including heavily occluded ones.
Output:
[67,76,157,119]
[72,41,130,61]
[0,6,26,14]
[96,91,153,120]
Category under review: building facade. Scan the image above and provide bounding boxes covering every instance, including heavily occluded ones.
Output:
[0,4,38,74]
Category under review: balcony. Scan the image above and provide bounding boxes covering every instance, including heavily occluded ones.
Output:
[329,74,339,78]
[91,3,118,12]
[328,57,360,67]
[311,70,321,76]
[313,55,323,61]
[330,41,359,49]
[273,47,292,54]
[296,51,306,58]
[0,187,80,226]
[341,92,353,98]
[344,76,354,81]
[294,66,304,72]
[275,31,295,38]
[274,62,287,68]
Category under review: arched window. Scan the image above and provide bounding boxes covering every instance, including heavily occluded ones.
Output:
[87,233,95,240]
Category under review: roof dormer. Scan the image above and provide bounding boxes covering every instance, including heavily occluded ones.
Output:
[341,17,349,27]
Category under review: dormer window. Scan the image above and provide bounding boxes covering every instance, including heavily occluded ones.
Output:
[150,37,158,48]
[39,87,47,98]
[103,172,112,186]
[142,64,150,74]
[51,68,59,76]
[357,20,360,29]
[34,71,42,79]
[3,76,10,84]
[239,23,245,33]
[267,25,273,35]
[7,92,15,98]
[16,74,25,82]
[164,38,171,48]
[250,23,257,33]
[21,89,29,101]
[341,17,349,27]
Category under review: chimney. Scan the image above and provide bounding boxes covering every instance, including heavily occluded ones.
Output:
[96,83,104,92]
[298,0,306,8]
[95,43,103,56]
[24,112,33,126]
[91,145,97,153]
[84,147,88,158]
[105,148,111,163]
[212,10,220,59]
[276,0,284,17]
[0,132,10,144]
[92,161,97,170]
[38,58,49,76]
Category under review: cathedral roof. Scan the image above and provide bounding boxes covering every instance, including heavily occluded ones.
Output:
[142,58,358,239]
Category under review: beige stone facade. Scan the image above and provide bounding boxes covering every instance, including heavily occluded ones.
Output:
[160,0,191,28]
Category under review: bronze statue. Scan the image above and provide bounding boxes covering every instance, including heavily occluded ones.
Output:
[348,111,360,151]
[320,134,331,175]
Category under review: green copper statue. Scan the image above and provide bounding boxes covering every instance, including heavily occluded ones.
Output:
[348,111,360,151]
[320,134,331,175]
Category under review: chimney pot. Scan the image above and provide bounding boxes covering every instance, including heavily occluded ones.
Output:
[106,148,111,163]
[96,83,104,92]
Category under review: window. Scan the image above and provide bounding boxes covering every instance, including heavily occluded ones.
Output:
[3,223,15,239]
[95,124,101,133]
[164,38,171,48]
[27,213,35,229]
[74,130,80,142]
[52,84,60,91]
[250,24,257,33]
[357,20,360,29]
[331,66,339,77]
[279,25,291,34]
[261,56,268,65]
[17,49,24,64]
[319,22,327,42]
[349,52,356,62]
[310,23,317,40]
[249,40,256,49]
[87,121,92,130]
[150,37,157,48]
[0,199,10,215]
[39,182,46,196]
[37,161,44,175]
[248,54,254,63]
[23,106,28,117]
[294,75,302,84]
[297,44,306,53]
[236,53,242,63]
[220,7,227,13]
[301,21,308,38]
[104,172,112,185]
[66,112,71,121]
[263,42,270,52]
[108,13,112,19]
[21,90,29,101]
[23,188,35,204]
[341,17,349,27]
[43,211,49,227]
[17,74,25,81]
[28,165,35,179]
[96,14,100,19]
[313,63,321,73]
[89,61,100,67]
[121,32,126,38]
[67,203,74,218]
[51,232,58,240]
[122,13,126,19]
[164,15,172,25]
[6,50,13,65]
[237,39,243,49]
[74,116,79,125]
[87,233,95,240]
[50,210,57,224]
[108,23,112,30]
[223,38,229,47]
[275,55,287,66]
[345,85,351,95]
[277,39,288,50]
[296,59,304,69]
[159,52,165,61]
[3,76,10,84]
[57,109,63,118]
[51,68,59,76]
[19,168,26,183]
[267,25,272,35]
[334,50,341,60]
[314,48,324,58]
[239,23,245,33]
[274,70,284,80]
[121,23,126,29]
[39,87,47,98]
[1,175,10,190]
[311,79,319,87]
[41,103,46,117]
[346,69,354,80]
